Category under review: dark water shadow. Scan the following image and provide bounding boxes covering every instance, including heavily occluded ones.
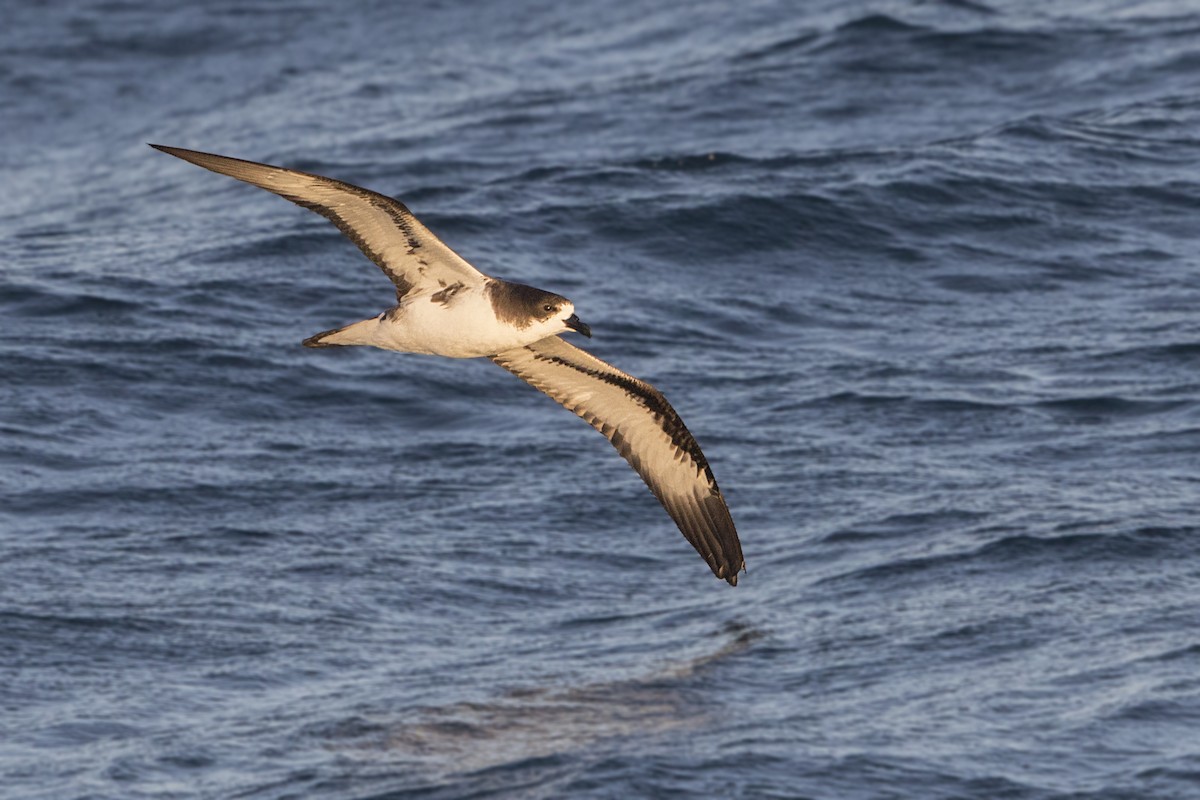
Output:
[322,624,762,785]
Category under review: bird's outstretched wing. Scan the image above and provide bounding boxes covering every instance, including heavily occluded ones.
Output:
[491,335,745,585]
[150,145,486,301]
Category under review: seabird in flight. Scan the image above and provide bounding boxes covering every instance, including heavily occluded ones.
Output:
[151,144,746,585]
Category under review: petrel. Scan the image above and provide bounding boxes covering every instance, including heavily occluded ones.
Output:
[151,145,746,585]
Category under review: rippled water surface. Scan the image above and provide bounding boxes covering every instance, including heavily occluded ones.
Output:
[3,1,1200,798]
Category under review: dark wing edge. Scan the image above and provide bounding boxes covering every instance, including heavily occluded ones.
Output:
[491,336,745,586]
[149,144,485,302]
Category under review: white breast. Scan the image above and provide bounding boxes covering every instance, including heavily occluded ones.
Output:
[374,287,543,358]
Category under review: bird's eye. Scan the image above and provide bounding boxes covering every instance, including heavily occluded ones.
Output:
[543,304,555,313]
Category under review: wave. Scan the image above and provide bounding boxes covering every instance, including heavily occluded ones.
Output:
[3,284,145,319]
[822,525,1196,588]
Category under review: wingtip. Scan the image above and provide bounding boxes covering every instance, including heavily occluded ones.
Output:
[717,560,746,587]
[149,144,202,162]
[149,143,187,160]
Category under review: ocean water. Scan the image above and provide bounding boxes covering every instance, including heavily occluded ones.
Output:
[3,0,1200,797]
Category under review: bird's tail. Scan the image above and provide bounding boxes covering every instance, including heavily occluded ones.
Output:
[302,316,380,348]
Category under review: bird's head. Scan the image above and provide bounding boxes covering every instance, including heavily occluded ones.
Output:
[537,296,591,339]
[495,282,591,339]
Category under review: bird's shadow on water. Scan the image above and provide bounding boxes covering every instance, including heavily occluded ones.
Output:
[318,622,763,789]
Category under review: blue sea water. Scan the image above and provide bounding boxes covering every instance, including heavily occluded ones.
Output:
[3,0,1200,797]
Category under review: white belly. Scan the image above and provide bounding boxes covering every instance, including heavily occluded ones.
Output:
[373,289,543,358]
